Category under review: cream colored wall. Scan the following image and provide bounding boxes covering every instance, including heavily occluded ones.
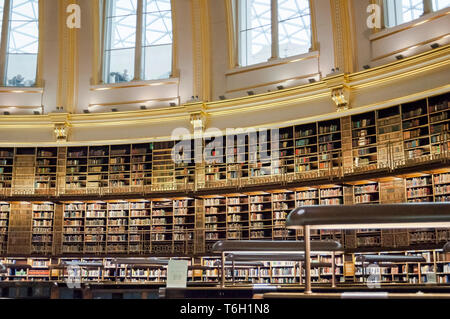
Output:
[0,0,448,129]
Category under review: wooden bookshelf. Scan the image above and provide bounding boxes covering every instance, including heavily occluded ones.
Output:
[107,201,129,253]
[429,92,450,155]
[377,105,404,167]
[203,195,226,243]
[0,148,14,192]
[35,147,58,192]
[151,199,173,253]
[87,146,109,190]
[352,112,377,168]
[0,202,9,254]
[31,202,54,254]
[131,143,153,190]
[66,147,88,191]
[249,192,272,240]
[402,99,431,160]
[318,119,342,171]
[294,123,318,173]
[62,202,85,254]
[226,194,249,240]
[129,200,151,253]
[85,201,107,254]
[152,142,175,191]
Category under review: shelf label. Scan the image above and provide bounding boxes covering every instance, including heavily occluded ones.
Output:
[167,260,188,288]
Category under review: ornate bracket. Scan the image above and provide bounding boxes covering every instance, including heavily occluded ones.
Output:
[331,86,350,112]
[324,73,351,112]
[185,102,208,136]
[49,113,71,142]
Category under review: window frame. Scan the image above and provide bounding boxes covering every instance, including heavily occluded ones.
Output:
[101,0,175,85]
[233,0,315,68]
[0,0,40,88]
[382,0,449,29]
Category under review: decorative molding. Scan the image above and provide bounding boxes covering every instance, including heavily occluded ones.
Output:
[57,0,79,113]
[49,113,71,142]
[191,0,211,101]
[329,0,357,73]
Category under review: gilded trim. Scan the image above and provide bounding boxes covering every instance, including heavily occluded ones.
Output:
[36,0,45,87]
[170,0,179,77]
[309,0,318,52]
[224,0,235,69]
[92,0,101,85]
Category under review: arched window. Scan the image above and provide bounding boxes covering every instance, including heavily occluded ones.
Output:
[0,0,39,87]
[384,0,449,28]
[238,0,312,67]
[103,0,173,84]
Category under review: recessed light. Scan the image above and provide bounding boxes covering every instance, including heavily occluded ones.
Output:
[430,43,439,49]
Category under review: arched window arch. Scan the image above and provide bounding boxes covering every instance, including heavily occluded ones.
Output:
[103,0,173,84]
[237,0,312,67]
[0,0,39,87]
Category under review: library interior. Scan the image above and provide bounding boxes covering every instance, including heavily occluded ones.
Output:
[0,0,449,301]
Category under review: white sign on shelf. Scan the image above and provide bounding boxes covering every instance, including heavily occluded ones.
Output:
[167,260,188,288]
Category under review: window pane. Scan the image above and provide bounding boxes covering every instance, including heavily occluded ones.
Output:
[433,0,450,10]
[400,0,423,23]
[104,0,137,83]
[278,0,311,58]
[142,0,173,80]
[6,54,37,86]
[384,0,424,27]
[0,0,4,44]
[143,44,172,80]
[106,48,135,83]
[6,0,39,87]
[239,0,272,66]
